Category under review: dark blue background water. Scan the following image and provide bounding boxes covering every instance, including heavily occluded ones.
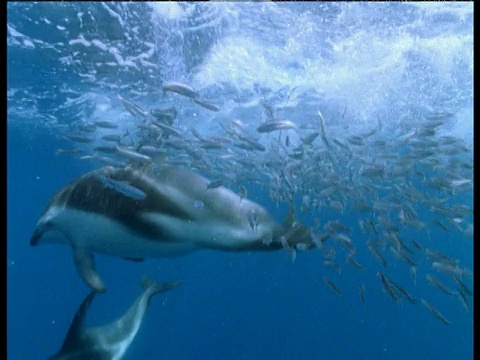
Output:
[7,3,473,359]
[7,127,474,360]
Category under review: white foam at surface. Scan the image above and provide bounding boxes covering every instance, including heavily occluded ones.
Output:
[6,2,473,136]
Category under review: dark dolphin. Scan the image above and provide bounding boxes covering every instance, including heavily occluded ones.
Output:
[31,163,314,292]
[48,276,182,360]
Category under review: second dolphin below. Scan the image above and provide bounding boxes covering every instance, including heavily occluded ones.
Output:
[48,276,182,360]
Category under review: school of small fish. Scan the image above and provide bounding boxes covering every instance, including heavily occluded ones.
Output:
[55,81,472,326]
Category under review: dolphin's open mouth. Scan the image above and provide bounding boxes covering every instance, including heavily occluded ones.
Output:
[30,222,53,246]
[30,222,68,247]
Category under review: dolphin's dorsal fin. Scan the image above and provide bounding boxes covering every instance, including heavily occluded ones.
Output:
[73,248,106,293]
[59,291,97,353]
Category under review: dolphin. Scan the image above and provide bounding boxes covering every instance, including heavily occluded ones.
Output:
[48,276,182,360]
[31,163,314,292]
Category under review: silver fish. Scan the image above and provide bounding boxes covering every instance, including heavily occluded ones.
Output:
[162,81,198,98]
[101,134,122,143]
[152,121,184,138]
[118,95,148,118]
[248,209,259,233]
[151,107,177,124]
[95,174,147,201]
[115,145,152,164]
[94,120,118,129]
[323,276,342,296]
[257,119,296,133]
[194,98,220,112]
[420,298,451,326]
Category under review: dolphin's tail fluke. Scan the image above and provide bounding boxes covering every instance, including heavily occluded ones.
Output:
[141,275,184,295]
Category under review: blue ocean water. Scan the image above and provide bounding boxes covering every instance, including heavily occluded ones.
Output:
[7,3,473,360]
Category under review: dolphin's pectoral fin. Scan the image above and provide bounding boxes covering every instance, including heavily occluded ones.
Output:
[123,257,145,262]
[73,248,106,293]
